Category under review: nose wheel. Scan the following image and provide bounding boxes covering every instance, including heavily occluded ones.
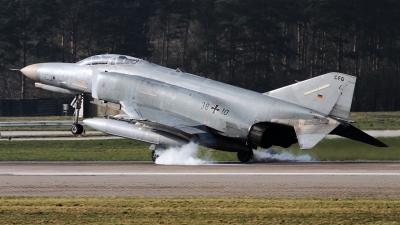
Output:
[71,124,84,135]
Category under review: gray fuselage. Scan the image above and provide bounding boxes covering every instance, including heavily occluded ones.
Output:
[36,59,314,143]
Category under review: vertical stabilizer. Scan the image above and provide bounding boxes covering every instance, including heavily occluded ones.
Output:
[265,72,356,119]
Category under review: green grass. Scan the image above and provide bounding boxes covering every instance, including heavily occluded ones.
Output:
[349,112,400,130]
[2,133,108,138]
[0,137,397,161]
[0,116,97,131]
[0,139,238,161]
[2,111,400,131]
[0,139,151,161]
[0,116,79,122]
[272,137,399,161]
[0,126,96,131]
[0,197,399,224]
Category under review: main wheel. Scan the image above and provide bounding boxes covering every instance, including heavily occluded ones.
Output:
[237,150,253,162]
[71,124,84,135]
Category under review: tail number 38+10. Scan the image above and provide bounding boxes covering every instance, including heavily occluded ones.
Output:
[201,102,229,115]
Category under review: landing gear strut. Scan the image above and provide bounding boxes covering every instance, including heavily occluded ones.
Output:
[237,150,254,163]
[71,94,84,135]
[151,150,158,162]
[150,144,166,163]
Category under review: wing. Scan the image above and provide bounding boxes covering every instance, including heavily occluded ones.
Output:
[115,102,218,145]
[119,101,207,135]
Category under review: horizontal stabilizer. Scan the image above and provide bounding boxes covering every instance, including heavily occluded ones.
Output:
[272,117,340,149]
[295,123,339,149]
[331,124,388,147]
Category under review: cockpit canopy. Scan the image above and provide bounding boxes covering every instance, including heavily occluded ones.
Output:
[76,54,140,66]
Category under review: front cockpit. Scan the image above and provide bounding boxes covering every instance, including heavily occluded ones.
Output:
[76,54,140,66]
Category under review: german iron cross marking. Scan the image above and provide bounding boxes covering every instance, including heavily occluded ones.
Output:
[211,105,220,114]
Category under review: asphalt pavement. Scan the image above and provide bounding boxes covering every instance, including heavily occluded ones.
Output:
[0,161,399,198]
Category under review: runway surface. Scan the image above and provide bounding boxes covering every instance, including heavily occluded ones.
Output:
[1,161,399,198]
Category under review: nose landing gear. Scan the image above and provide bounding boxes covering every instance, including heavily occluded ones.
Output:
[71,94,84,135]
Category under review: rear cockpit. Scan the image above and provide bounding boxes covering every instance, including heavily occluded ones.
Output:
[76,54,140,66]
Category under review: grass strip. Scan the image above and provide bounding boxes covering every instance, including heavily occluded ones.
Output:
[350,111,400,130]
[276,136,400,161]
[0,137,398,161]
[0,197,399,224]
[0,139,151,161]
[0,126,96,131]
[0,116,79,122]
[2,111,400,131]
[0,139,237,161]
[1,133,109,138]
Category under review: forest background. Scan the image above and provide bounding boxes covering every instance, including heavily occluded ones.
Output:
[0,0,399,112]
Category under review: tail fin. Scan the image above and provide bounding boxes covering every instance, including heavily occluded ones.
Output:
[266,72,356,119]
[267,73,388,149]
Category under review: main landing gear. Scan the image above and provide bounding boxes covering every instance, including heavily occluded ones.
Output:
[71,94,84,135]
[151,150,158,162]
[237,150,254,163]
[150,144,166,163]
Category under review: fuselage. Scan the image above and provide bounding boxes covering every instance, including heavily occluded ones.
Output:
[32,55,314,143]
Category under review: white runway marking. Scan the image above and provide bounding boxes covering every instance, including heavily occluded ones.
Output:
[2,172,400,176]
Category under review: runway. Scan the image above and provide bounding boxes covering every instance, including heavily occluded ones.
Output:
[1,162,399,198]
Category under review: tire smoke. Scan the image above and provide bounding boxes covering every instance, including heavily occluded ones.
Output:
[253,150,315,162]
[155,143,314,165]
[155,142,213,165]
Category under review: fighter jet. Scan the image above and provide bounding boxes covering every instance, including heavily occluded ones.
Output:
[20,54,387,162]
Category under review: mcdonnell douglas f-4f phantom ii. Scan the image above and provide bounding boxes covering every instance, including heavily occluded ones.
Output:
[20,54,387,162]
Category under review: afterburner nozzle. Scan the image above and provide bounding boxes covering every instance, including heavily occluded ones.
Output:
[21,63,42,81]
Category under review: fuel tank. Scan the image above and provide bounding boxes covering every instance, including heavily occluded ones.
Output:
[83,118,188,147]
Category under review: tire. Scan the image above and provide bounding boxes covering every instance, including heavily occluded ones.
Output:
[237,150,253,163]
[71,124,84,135]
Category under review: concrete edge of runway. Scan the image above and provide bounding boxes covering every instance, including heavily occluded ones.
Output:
[2,172,400,176]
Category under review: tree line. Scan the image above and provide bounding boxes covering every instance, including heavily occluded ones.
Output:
[1,0,399,112]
